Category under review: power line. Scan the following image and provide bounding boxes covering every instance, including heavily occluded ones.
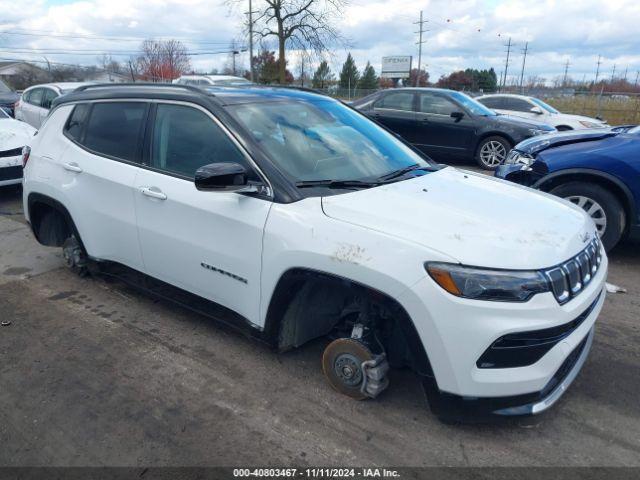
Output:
[414,10,428,86]
[595,54,602,83]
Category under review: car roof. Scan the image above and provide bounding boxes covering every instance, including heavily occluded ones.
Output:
[25,82,94,92]
[178,75,250,81]
[52,83,333,108]
[477,93,532,99]
[381,87,460,95]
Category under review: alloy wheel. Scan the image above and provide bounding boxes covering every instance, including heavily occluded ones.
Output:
[479,140,507,168]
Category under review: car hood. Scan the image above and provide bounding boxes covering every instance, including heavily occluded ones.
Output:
[0,91,19,103]
[0,119,36,150]
[514,128,620,156]
[321,168,594,270]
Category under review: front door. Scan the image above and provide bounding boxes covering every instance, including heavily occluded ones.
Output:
[413,92,476,158]
[133,102,271,325]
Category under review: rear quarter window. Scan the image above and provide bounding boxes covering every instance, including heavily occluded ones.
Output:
[64,103,90,141]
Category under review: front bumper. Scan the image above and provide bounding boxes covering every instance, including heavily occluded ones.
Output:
[398,251,607,418]
[494,163,543,186]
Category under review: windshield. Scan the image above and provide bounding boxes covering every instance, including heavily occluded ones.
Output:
[449,91,496,116]
[229,99,434,184]
[530,97,560,114]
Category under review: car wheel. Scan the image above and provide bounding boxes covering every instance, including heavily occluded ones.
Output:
[550,182,626,252]
[475,136,511,170]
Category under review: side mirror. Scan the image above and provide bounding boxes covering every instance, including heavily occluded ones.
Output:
[195,162,257,193]
[450,111,464,120]
[530,106,543,114]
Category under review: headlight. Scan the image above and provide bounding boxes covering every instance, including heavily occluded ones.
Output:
[579,120,604,128]
[426,263,549,302]
[504,150,534,166]
[528,128,550,136]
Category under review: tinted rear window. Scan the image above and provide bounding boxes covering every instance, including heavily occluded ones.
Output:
[82,102,148,162]
[64,104,90,141]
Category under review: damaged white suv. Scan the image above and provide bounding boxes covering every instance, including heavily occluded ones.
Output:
[22,84,607,421]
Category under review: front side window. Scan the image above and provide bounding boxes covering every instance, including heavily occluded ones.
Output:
[418,94,459,115]
[83,102,147,162]
[228,99,434,183]
[375,92,414,111]
[150,103,253,179]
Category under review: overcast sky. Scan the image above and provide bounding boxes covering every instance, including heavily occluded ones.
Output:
[0,0,639,84]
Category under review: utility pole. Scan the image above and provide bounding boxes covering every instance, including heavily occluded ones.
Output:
[634,71,639,87]
[611,64,616,82]
[414,10,428,87]
[562,59,571,87]
[246,0,256,82]
[519,42,528,94]
[501,37,513,90]
[623,66,628,82]
[595,55,602,84]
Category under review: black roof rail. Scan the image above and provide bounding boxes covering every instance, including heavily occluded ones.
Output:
[73,82,208,95]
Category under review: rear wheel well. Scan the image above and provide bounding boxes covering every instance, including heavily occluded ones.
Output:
[537,172,632,235]
[266,269,434,378]
[28,195,77,247]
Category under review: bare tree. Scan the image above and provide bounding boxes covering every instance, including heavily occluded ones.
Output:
[137,39,191,82]
[229,0,347,84]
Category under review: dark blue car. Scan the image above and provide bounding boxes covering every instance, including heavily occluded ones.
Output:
[495,125,640,251]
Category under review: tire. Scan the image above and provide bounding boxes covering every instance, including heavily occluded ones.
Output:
[475,136,511,170]
[322,338,375,400]
[550,181,626,252]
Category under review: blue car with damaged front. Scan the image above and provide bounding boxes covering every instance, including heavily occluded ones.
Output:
[495,125,640,252]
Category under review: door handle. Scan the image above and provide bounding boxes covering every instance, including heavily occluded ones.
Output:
[139,186,167,201]
[63,162,83,173]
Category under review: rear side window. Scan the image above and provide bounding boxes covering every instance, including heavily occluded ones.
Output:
[375,92,414,111]
[478,97,504,109]
[82,102,148,162]
[64,104,91,141]
[41,89,58,110]
[502,97,533,112]
[27,88,43,107]
[150,103,253,179]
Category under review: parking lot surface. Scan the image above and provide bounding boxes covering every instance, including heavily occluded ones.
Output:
[1,182,639,467]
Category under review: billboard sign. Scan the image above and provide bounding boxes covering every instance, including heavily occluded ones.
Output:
[381,56,412,78]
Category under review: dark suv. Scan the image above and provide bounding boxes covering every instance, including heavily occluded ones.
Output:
[352,88,556,169]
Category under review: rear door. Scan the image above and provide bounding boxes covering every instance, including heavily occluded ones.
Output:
[501,97,538,120]
[369,91,417,142]
[413,92,476,157]
[133,102,271,325]
[59,101,148,270]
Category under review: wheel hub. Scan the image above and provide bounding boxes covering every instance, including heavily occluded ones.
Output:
[334,353,363,387]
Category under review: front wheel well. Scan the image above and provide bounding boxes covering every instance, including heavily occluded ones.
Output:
[537,172,633,234]
[475,132,515,151]
[265,268,434,378]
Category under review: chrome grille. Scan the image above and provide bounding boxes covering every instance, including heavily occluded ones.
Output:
[544,238,602,304]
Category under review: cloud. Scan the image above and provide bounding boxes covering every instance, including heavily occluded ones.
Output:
[0,0,638,82]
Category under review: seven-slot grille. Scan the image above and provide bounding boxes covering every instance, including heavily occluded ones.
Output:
[544,237,602,304]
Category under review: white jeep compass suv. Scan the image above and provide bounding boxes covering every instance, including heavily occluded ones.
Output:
[22,84,607,421]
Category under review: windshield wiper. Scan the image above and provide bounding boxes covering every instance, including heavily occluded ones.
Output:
[295,179,380,189]
[377,164,433,182]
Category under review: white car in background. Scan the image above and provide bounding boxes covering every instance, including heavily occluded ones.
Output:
[172,75,254,87]
[0,107,36,186]
[14,82,92,129]
[476,94,608,131]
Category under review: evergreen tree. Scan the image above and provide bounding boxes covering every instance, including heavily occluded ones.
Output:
[358,62,378,89]
[339,53,360,89]
[312,60,334,89]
